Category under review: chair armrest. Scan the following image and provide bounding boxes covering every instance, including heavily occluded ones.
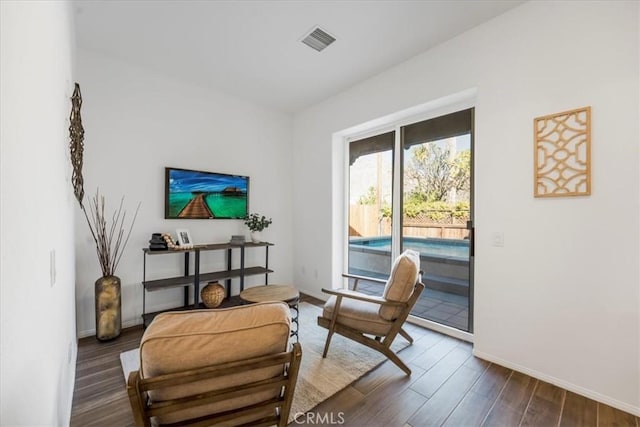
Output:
[321,288,404,307]
[341,273,387,285]
[126,370,149,427]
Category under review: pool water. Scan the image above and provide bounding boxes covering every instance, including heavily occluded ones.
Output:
[350,236,469,259]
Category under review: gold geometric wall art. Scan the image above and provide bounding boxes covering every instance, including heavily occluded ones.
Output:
[534,106,591,197]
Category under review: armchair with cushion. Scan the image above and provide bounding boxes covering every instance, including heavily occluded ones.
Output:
[126,301,302,427]
[317,249,424,375]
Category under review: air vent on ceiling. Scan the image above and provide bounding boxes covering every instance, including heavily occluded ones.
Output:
[301,27,336,52]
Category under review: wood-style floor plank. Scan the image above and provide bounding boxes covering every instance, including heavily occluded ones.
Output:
[520,380,565,427]
[70,326,141,426]
[342,363,426,426]
[365,388,428,427]
[404,335,459,375]
[598,403,638,427]
[351,354,409,396]
[440,363,512,426]
[481,371,537,426]
[408,362,487,427]
[410,342,471,398]
[70,294,640,427]
[560,391,598,427]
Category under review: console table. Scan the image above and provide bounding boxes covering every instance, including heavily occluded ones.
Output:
[141,241,273,327]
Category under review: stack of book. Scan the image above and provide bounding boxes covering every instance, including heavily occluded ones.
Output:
[148,233,168,251]
[230,235,246,245]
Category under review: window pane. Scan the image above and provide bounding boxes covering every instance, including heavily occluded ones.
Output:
[348,132,394,280]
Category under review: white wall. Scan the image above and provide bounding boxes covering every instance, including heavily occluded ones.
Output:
[292,0,639,415]
[0,1,78,425]
[75,49,293,336]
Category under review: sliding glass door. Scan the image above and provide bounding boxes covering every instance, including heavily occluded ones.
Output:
[346,109,474,333]
[401,109,473,332]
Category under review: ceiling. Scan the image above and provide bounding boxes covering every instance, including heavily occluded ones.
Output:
[74,0,524,113]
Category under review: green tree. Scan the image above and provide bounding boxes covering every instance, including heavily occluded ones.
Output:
[373,142,471,221]
[405,143,470,202]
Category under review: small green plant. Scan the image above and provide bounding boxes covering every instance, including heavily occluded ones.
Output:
[244,213,272,232]
[357,186,378,205]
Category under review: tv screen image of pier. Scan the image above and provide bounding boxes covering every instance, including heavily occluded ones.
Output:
[166,168,249,219]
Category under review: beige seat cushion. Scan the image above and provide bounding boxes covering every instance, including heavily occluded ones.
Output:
[323,295,393,337]
[379,249,420,320]
[139,301,291,424]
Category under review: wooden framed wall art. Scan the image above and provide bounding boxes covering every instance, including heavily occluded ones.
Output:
[534,106,591,197]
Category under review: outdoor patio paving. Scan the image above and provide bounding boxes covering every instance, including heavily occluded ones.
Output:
[354,278,469,331]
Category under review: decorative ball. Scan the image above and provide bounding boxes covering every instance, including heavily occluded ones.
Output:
[201,282,225,308]
[162,233,177,249]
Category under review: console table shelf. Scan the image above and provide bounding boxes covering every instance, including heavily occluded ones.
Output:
[143,267,274,292]
[141,241,273,327]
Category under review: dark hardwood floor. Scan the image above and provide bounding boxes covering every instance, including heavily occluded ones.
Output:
[70,295,638,426]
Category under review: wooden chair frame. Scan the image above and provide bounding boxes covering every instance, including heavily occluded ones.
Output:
[126,342,302,427]
[317,273,424,375]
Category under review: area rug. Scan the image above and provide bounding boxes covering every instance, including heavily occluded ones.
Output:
[120,302,408,422]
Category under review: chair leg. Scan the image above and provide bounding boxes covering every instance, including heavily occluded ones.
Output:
[380,346,412,375]
[323,296,343,358]
[328,322,412,375]
[322,330,334,358]
[399,328,413,344]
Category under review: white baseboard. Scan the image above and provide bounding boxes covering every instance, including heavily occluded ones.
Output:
[473,349,640,417]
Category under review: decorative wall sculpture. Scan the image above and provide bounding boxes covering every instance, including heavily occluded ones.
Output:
[534,106,591,197]
[69,83,85,205]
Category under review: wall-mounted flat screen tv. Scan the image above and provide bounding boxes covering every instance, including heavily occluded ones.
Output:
[165,167,249,219]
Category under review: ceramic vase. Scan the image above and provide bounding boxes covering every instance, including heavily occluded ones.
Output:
[95,275,121,341]
[250,231,261,243]
[201,281,226,308]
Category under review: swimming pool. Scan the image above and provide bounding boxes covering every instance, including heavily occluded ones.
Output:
[349,236,469,259]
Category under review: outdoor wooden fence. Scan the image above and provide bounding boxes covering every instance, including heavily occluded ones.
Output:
[349,205,470,240]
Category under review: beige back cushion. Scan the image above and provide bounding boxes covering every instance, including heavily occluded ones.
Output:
[379,249,420,320]
[139,301,291,424]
